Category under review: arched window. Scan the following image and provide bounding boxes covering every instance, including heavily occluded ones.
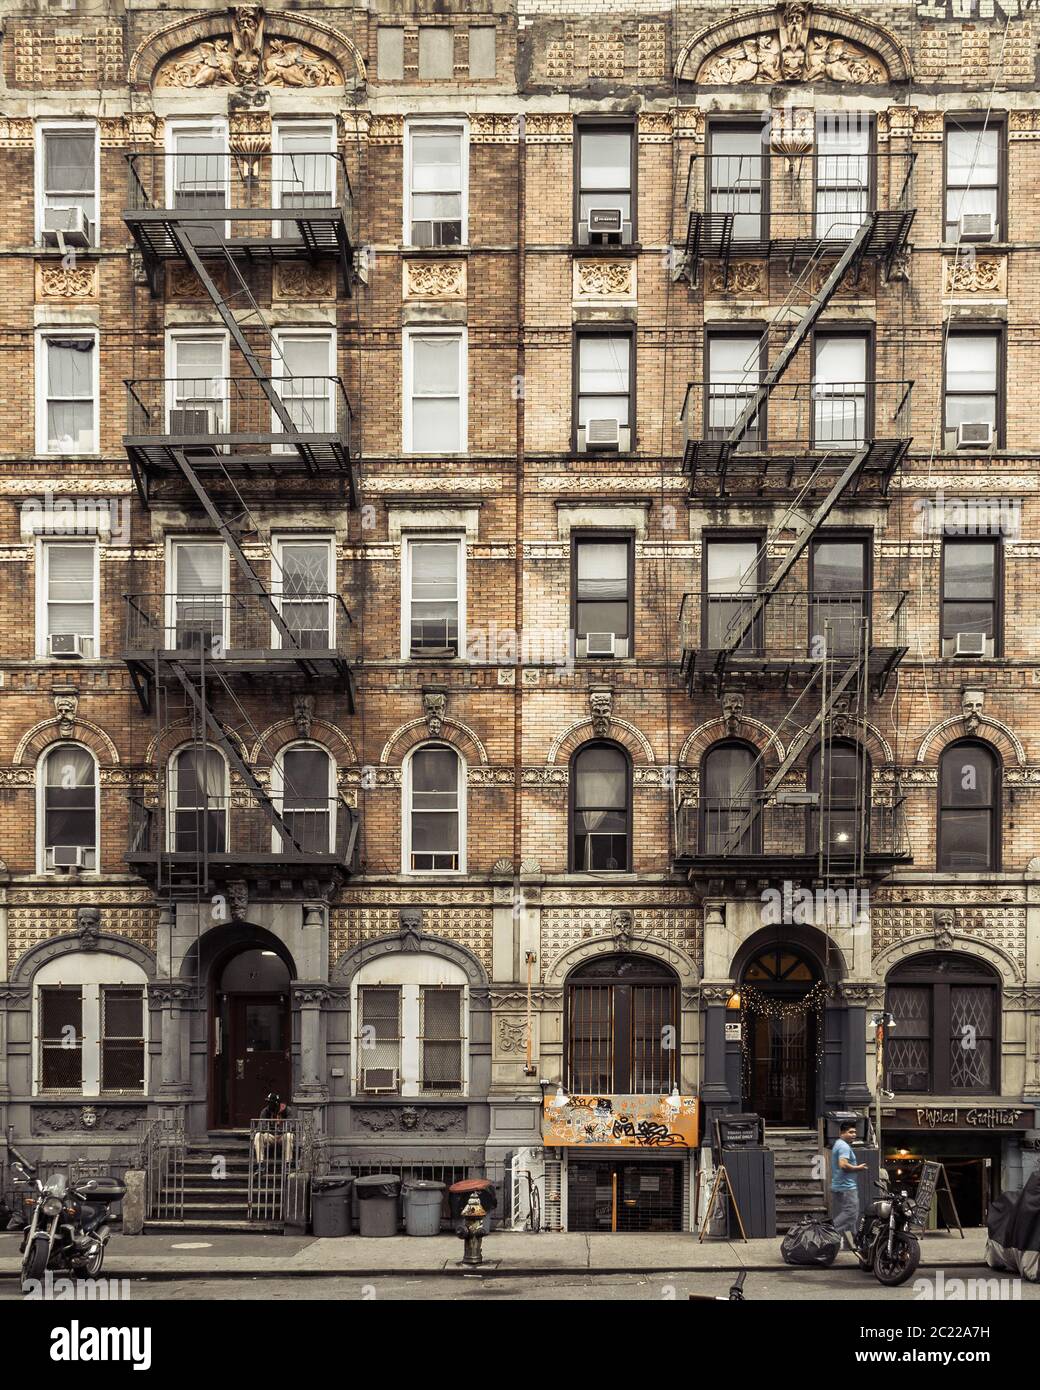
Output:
[566,955,677,1092]
[353,952,468,1096]
[405,744,463,872]
[886,953,1000,1094]
[34,952,147,1097]
[700,741,760,854]
[273,743,335,853]
[169,745,227,854]
[570,742,631,871]
[938,741,1000,871]
[39,744,97,871]
[807,740,870,855]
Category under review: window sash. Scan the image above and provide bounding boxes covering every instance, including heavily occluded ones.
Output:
[419,986,464,1092]
[100,987,145,1094]
[40,986,84,1093]
[43,336,96,452]
[44,542,96,653]
[358,987,403,1091]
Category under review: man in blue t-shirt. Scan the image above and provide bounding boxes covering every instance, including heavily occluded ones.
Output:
[831,1121,867,1250]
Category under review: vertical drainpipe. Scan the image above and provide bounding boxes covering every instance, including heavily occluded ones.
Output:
[513,114,526,912]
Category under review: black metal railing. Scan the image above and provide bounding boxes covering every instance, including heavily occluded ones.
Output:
[680,588,909,663]
[675,796,910,864]
[124,591,352,663]
[126,151,356,242]
[126,376,351,449]
[128,793,359,866]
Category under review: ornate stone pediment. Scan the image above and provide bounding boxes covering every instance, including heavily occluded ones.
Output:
[133,6,363,93]
[679,4,911,87]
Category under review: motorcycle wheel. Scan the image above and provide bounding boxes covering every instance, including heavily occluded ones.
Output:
[80,1239,105,1277]
[873,1235,921,1286]
[21,1234,50,1287]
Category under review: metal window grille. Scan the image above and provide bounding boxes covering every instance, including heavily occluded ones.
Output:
[358,986,402,1091]
[100,986,146,1094]
[39,986,83,1092]
[419,986,464,1093]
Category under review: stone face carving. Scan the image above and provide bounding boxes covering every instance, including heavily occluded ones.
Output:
[76,905,101,949]
[293,694,315,739]
[612,910,634,952]
[933,908,956,950]
[589,688,614,738]
[399,907,423,951]
[157,6,341,89]
[403,260,467,300]
[354,1106,466,1133]
[700,4,887,85]
[961,688,985,733]
[720,690,744,734]
[54,693,78,738]
[227,881,249,922]
[423,688,448,738]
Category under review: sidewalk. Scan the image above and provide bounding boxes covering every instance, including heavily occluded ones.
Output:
[0,1227,988,1280]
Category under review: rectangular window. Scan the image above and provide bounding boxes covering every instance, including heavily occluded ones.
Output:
[942,538,999,658]
[404,329,465,453]
[469,27,496,79]
[273,331,335,439]
[576,123,634,244]
[406,123,465,246]
[708,123,765,242]
[703,538,761,652]
[358,987,402,1093]
[169,540,227,651]
[810,536,869,658]
[944,331,1000,450]
[574,536,631,659]
[406,537,462,657]
[408,747,461,871]
[167,333,228,437]
[167,121,228,244]
[887,986,932,1092]
[575,332,632,452]
[273,536,333,650]
[40,540,97,660]
[272,120,335,232]
[945,120,1001,241]
[40,987,83,1093]
[100,988,145,1094]
[419,987,464,1093]
[706,333,762,448]
[418,27,454,79]
[815,115,871,240]
[37,333,97,455]
[377,27,404,80]
[37,123,98,247]
[813,332,869,448]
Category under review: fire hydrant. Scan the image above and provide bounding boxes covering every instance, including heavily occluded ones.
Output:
[456,1191,487,1271]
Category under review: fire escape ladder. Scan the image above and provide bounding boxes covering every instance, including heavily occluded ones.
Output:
[724,215,876,451]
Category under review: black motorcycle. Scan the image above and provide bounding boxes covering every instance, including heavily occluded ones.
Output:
[12,1160,126,1289]
[853,1179,922,1286]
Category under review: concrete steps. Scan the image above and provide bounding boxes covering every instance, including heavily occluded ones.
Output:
[145,1130,286,1235]
[765,1127,828,1232]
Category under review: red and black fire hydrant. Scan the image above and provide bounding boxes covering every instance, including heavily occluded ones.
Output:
[456,1191,487,1272]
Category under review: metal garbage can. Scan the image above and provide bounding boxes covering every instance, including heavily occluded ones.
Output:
[355,1173,401,1237]
[311,1176,353,1238]
[448,1178,497,1235]
[402,1179,446,1236]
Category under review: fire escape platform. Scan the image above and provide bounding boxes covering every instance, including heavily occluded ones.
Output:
[681,645,908,699]
[125,435,354,479]
[125,848,356,893]
[684,437,909,499]
[672,847,912,880]
[684,209,915,279]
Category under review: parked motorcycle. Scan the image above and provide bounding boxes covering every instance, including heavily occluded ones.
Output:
[853,1177,921,1286]
[12,1160,126,1289]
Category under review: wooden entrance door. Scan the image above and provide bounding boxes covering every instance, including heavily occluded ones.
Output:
[226,994,290,1127]
[750,1005,816,1125]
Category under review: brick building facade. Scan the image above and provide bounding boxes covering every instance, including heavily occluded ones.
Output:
[0,0,1038,1234]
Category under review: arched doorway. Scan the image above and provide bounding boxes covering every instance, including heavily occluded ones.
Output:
[741,943,821,1127]
[211,943,293,1129]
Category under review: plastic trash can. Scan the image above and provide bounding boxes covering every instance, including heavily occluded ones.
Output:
[311,1176,353,1238]
[355,1173,401,1237]
[403,1179,446,1236]
[448,1178,497,1235]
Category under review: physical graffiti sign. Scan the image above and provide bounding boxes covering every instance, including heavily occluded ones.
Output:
[542,1093,700,1148]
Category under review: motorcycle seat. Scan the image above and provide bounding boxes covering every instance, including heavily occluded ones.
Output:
[70,1177,126,1202]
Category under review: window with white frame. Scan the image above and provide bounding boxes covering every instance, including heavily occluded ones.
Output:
[39,744,98,872]
[35,954,147,1097]
[405,744,464,872]
[354,954,468,1096]
[273,743,335,854]
[272,534,334,650]
[272,331,335,441]
[168,539,228,653]
[404,536,463,657]
[167,332,228,438]
[405,122,466,246]
[36,122,98,247]
[37,332,97,455]
[38,540,97,659]
[272,119,336,218]
[169,746,228,854]
[166,121,228,246]
[404,330,466,453]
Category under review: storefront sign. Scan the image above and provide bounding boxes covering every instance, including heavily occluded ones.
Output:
[883,1106,1036,1131]
[543,1093,700,1149]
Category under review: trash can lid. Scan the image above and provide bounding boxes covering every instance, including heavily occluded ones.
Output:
[448,1178,494,1193]
[311,1176,352,1191]
[354,1173,402,1198]
[402,1179,445,1192]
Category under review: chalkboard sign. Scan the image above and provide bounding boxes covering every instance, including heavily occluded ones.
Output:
[912,1160,941,1228]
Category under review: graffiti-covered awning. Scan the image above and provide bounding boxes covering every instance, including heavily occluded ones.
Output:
[543,1093,700,1148]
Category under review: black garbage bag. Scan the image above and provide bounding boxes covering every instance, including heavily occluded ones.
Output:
[354,1174,401,1201]
[986,1170,1040,1282]
[780,1217,842,1267]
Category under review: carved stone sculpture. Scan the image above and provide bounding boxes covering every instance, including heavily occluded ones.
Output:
[700,4,887,85]
[423,688,448,738]
[589,688,613,738]
[157,7,342,89]
[76,905,101,949]
[962,688,985,733]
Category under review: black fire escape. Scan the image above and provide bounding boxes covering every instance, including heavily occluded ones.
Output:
[674,143,916,883]
[121,149,360,900]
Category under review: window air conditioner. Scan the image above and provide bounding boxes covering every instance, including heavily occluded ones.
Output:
[586,207,623,244]
[585,631,617,657]
[954,631,987,658]
[49,845,87,869]
[585,417,620,450]
[48,633,85,658]
[41,205,91,249]
[169,406,220,436]
[956,421,993,450]
[959,211,996,242]
[361,1068,399,1094]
